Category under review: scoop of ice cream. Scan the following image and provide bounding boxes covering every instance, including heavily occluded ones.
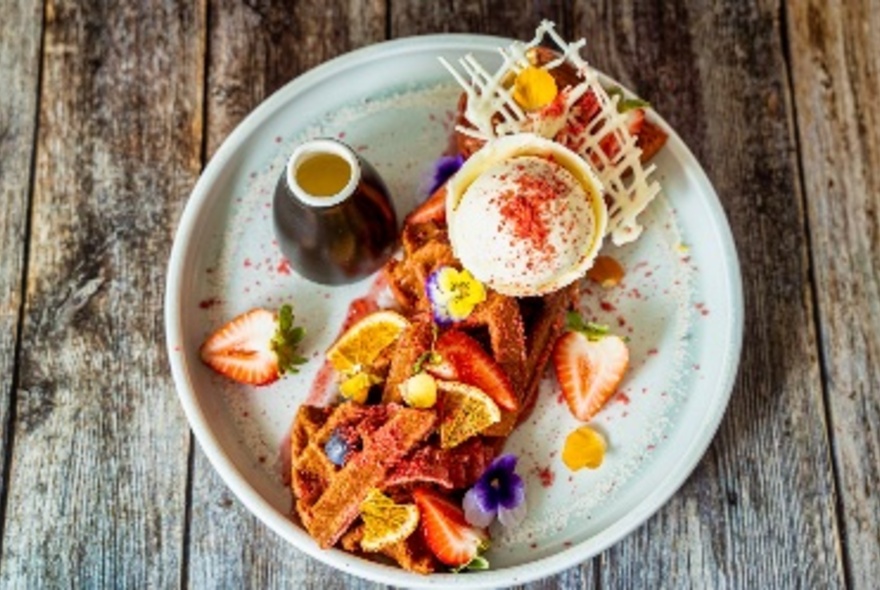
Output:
[446,134,607,297]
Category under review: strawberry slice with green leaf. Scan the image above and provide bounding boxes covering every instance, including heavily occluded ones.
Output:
[432,330,519,412]
[412,487,489,568]
[552,312,629,421]
[200,304,307,386]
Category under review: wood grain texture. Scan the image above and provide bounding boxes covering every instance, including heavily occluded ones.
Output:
[0,1,204,587]
[390,0,569,39]
[0,0,42,543]
[186,2,386,588]
[0,1,872,588]
[786,1,880,587]
[575,1,845,587]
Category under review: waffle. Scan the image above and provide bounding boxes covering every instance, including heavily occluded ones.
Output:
[290,206,574,572]
[290,401,497,572]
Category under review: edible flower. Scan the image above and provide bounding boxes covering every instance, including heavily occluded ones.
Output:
[462,454,526,528]
[512,66,558,111]
[426,266,486,325]
[429,154,464,195]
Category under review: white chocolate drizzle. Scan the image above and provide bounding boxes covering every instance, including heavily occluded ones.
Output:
[439,20,662,245]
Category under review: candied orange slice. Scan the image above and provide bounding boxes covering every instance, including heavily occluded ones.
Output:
[562,425,607,470]
[359,488,420,552]
[326,311,409,374]
[586,256,625,288]
[437,380,501,449]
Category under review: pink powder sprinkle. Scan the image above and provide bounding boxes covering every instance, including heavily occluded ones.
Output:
[617,392,631,405]
[536,466,555,488]
[277,258,292,275]
[243,258,252,267]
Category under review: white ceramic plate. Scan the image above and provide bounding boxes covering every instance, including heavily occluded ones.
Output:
[165,34,743,588]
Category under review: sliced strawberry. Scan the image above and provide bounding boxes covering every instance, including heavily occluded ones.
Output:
[636,119,669,162]
[412,487,488,567]
[552,331,629,421]
[433,330,519,412]
[405,185,447,226]
[200,305,307,386]
[626,107,646,136]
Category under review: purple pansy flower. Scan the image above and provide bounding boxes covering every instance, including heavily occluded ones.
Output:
[428,154,464,195]
[463,454,527,529]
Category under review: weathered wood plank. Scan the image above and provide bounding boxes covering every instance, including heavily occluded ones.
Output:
[389,0,569,39]
[186,2,386,588]
[786,1,880,587]
[0,1,205,587]
[0,0,42,543]
[572,1,845,587]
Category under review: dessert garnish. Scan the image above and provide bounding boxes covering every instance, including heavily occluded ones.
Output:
[441,19,662,245]
[323,430,351,466]
[586,255,626,288]
[199,304,307,385]
[512,66,558,111]
[426,265,487,324]
[326,310,409,401]
[399,372,439,409]
[431,330,519,412]
[428,154,464,195]
[436,380,501,449]
[562,426,607,471]
[412,487,490,569]
[552,312,630,421]
[359,488,420,552]
[463,454,527,529]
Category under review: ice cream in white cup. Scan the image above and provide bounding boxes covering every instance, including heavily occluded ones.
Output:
[446,134,608,297]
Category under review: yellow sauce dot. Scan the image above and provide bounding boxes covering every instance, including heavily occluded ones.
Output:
[562,425,607,470]
[512,67,558,112]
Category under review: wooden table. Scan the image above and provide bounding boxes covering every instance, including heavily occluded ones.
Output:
[1,1,877,588]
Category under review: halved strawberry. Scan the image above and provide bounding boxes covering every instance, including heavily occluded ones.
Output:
[432,330,519,412]
[552,331,629,421]
[199,305,306,386]
[412,487,488,567]
[405,185,447,226]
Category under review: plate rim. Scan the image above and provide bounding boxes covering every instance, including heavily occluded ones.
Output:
[165,32,744,588]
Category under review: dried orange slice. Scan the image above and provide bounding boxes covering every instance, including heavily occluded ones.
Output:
[437,380,501,449]
[326,311,409,374]
[562,425,607,470]
[360,489,420,552]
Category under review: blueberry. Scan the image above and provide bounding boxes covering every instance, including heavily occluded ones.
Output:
[324,431,349,466]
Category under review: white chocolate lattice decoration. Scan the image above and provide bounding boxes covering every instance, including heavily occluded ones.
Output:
[439,20,662,246]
